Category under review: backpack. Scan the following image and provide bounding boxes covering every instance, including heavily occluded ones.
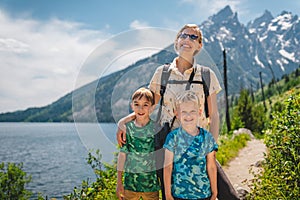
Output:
[158,63,211,119]
[154,63,211,154]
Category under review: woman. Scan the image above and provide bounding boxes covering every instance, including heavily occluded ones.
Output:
[117,24,239,200]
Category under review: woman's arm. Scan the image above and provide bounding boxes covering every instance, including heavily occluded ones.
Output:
[207,92,219,142]
[207,151,217,200]
[116,92,160,147]
[164,149,174,200]
[154,93,161,105]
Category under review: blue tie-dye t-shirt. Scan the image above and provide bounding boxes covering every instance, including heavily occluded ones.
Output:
[163,126,218,199]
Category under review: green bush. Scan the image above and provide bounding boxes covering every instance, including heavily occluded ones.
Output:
[64,149,117,200]
[248,92,300,199]
[0,162,32,200]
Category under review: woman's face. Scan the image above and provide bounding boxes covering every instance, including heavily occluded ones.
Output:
[175,28,202,57]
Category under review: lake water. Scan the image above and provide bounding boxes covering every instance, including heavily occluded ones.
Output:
[0,122,118,199]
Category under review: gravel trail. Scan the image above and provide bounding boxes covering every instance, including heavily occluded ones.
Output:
[223,139,267,193]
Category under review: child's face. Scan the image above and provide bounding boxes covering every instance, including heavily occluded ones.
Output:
[176,101,200,129]
[131,96,153,120]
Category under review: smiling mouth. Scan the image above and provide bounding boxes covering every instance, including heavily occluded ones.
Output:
[181,44,191,48]
[184,118,194,122]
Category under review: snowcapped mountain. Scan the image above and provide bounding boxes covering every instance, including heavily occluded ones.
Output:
[201,5,299,94]
[248,10,299,72]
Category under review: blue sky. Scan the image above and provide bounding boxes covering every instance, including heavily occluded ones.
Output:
[1,0,300,32]
[0,0,299,113]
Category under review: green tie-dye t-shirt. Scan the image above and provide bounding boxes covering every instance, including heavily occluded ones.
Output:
[120,120,160,192]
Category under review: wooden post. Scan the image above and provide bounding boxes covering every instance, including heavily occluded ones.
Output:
[223,49,231,132]
[259,71,267,111]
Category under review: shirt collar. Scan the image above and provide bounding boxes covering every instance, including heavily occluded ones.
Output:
[178,126,200,138]
[170,57,198,74]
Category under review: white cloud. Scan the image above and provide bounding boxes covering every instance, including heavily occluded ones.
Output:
[129,20,150,29]
[0,9,177,113]
[0,38,29,53]
[0,9,107,113]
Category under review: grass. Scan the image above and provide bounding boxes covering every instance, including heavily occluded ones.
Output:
[216,133,251,166]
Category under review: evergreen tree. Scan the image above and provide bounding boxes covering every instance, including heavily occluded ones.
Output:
[235,89,253,129]
[232,89,266,134]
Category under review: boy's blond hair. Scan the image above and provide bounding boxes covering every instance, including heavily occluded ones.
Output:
[131,87,154,105]
[175,91,201,110]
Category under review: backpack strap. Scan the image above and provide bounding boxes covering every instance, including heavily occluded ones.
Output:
[185,68,195,90]
[180,66,210,118]
[201,67,211,118]
[159,64,171,97]
[156,63,172,122]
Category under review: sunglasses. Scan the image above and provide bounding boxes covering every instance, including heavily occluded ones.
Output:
[179,33,199,41]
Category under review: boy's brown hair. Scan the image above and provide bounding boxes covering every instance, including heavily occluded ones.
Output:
[131,87,155,105]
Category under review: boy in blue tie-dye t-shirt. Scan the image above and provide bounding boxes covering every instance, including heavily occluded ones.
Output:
[163,91,218,200]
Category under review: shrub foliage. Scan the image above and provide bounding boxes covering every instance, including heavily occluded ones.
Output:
[248,92,300,199]
[0,162,32,199]
[64,149,117,200]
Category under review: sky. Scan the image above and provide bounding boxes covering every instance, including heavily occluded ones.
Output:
[0,0,299,113]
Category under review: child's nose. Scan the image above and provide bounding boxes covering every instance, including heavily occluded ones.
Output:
[186,112,193,117]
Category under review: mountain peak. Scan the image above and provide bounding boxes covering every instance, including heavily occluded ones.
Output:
[280,10,291,16]
[277,10,296,22]
[211,5,234,22]
[262,10,274,21]
[220,5,233,14]
[247,10,274,29]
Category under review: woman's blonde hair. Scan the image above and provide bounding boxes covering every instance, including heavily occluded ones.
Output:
[174,24,203,55]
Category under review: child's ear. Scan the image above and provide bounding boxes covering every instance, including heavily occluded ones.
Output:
[149,105,155,113]
[174,109,179,118]
[130,102,134,111]
[198,108,202,115]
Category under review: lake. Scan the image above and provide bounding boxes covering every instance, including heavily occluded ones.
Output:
[0,122,118,199]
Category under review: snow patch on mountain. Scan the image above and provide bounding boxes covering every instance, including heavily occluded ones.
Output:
[255,55,265,68]
[279,49,295,62]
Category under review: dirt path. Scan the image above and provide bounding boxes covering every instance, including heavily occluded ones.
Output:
[223,139,267,192]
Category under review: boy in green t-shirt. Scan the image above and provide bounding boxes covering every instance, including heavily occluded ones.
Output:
[116,87,160,200]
